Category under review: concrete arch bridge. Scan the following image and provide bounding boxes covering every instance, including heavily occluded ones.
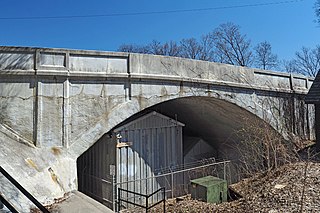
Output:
[0,46,314,211]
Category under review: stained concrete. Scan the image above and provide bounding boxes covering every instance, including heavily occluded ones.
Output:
[0,46,315,212]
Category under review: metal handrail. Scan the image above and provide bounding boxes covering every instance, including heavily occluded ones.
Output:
[118,187,165,213]
[0,166,50,213]
[0,193,18,213]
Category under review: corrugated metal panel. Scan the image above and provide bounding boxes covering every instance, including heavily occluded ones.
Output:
[115,112,184,203]
[114,111,184,132]
[77,111,184,209]
[77,133,116,209]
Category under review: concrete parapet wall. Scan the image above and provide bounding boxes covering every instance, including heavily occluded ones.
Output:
[0,46,312,93]
[129,53,312,94]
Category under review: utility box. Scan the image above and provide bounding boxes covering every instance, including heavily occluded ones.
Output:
[190,176,227,204]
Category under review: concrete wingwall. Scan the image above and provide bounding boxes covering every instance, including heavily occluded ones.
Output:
[0,46,315,211]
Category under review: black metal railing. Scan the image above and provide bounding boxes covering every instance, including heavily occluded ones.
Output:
[0,166,50,213]
[0,193,19,213]
[118,187,165,213]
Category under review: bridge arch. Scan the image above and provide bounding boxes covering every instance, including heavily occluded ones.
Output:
[80,94,284,159]
[70,81,303,161]
[0,46,314,211]
[76,95,288,207]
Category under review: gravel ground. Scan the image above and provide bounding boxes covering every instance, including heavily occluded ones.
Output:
[124,162,320,213]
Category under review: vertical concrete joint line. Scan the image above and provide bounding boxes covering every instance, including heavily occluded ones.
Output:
[127,54,132,101]
[34,49,38,71]
[36,81,43,147]
[34,49,40,74]
[32,77,38,146]
[34,49,44,147]
[63,79,70,148]
[65,51,70,72]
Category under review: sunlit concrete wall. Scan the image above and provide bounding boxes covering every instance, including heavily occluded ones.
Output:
[0,46,314,211]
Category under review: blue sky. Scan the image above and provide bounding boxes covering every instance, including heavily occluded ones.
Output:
[0,0,318,61]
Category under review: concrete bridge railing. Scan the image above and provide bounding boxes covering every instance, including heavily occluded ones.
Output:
[0,46,312,93]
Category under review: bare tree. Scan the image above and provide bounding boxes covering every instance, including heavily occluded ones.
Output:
[316,0,320,24]
[118,44,150,54]
[119,40,182,57]
[235,116,297,178]
[148,41,181,57]
[254,41,278,70]
[161,41,182,57]
[117,44,136,53]
[198,33,215,61]
[147,40,165,55]
[179,38,201,59]
[179,35,215,61]
[118,22,257,67]
[212,22,253,67]
[281,59,298,74]
[148,40,183,57]
[293,46,320,77]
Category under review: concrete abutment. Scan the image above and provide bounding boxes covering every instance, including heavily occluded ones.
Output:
[0,46,315,211]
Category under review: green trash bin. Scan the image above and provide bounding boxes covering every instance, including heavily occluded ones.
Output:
[190,176,227,204]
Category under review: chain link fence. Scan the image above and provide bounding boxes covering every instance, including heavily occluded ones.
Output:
[80,159,231,211]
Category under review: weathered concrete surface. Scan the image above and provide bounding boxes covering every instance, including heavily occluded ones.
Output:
[0,130,77,212]
[0,46,315,211]
[51,191,113,213]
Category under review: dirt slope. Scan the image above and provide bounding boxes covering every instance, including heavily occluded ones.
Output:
[146,162,320,213]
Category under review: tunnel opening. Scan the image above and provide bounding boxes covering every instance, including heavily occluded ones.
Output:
[77,96,290,210]
[148,96,265,163]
